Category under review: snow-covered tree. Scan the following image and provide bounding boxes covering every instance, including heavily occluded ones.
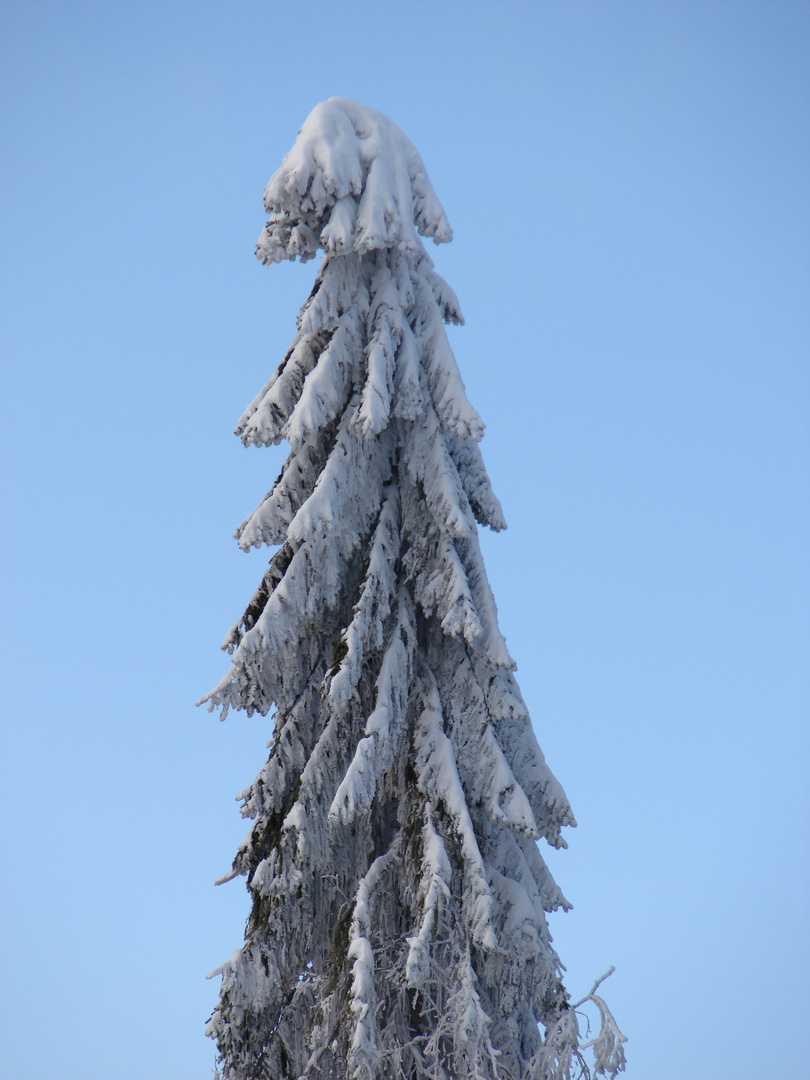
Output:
[201,98,626,1080]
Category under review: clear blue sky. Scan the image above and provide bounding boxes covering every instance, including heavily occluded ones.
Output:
[2,2,808,1077]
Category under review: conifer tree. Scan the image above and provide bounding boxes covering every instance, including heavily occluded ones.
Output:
[201,98,626,1080]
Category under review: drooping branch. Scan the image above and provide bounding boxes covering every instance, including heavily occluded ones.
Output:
[527,968,627,1080]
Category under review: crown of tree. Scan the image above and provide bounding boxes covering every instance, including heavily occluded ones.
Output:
[201,97,626,1080]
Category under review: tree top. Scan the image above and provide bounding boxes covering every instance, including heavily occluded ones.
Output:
[257,97,454,264]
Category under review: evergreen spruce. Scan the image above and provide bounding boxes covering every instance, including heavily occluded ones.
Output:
[201,98,626,1080]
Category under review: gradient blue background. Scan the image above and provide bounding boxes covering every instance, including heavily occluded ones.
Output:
[2,2,808,1077]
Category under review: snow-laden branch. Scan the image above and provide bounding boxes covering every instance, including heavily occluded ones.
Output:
[528,968,627,1080]
[329,588,416,824]
[414,681,499,954]
[347,849,397,1080]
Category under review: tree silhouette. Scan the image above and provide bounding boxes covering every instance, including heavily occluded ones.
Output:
[201,98,625,1080]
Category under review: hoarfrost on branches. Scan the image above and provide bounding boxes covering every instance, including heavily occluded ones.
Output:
[201,97,625,1080]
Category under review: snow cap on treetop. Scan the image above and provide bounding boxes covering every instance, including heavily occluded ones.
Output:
[256,97,454,263]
